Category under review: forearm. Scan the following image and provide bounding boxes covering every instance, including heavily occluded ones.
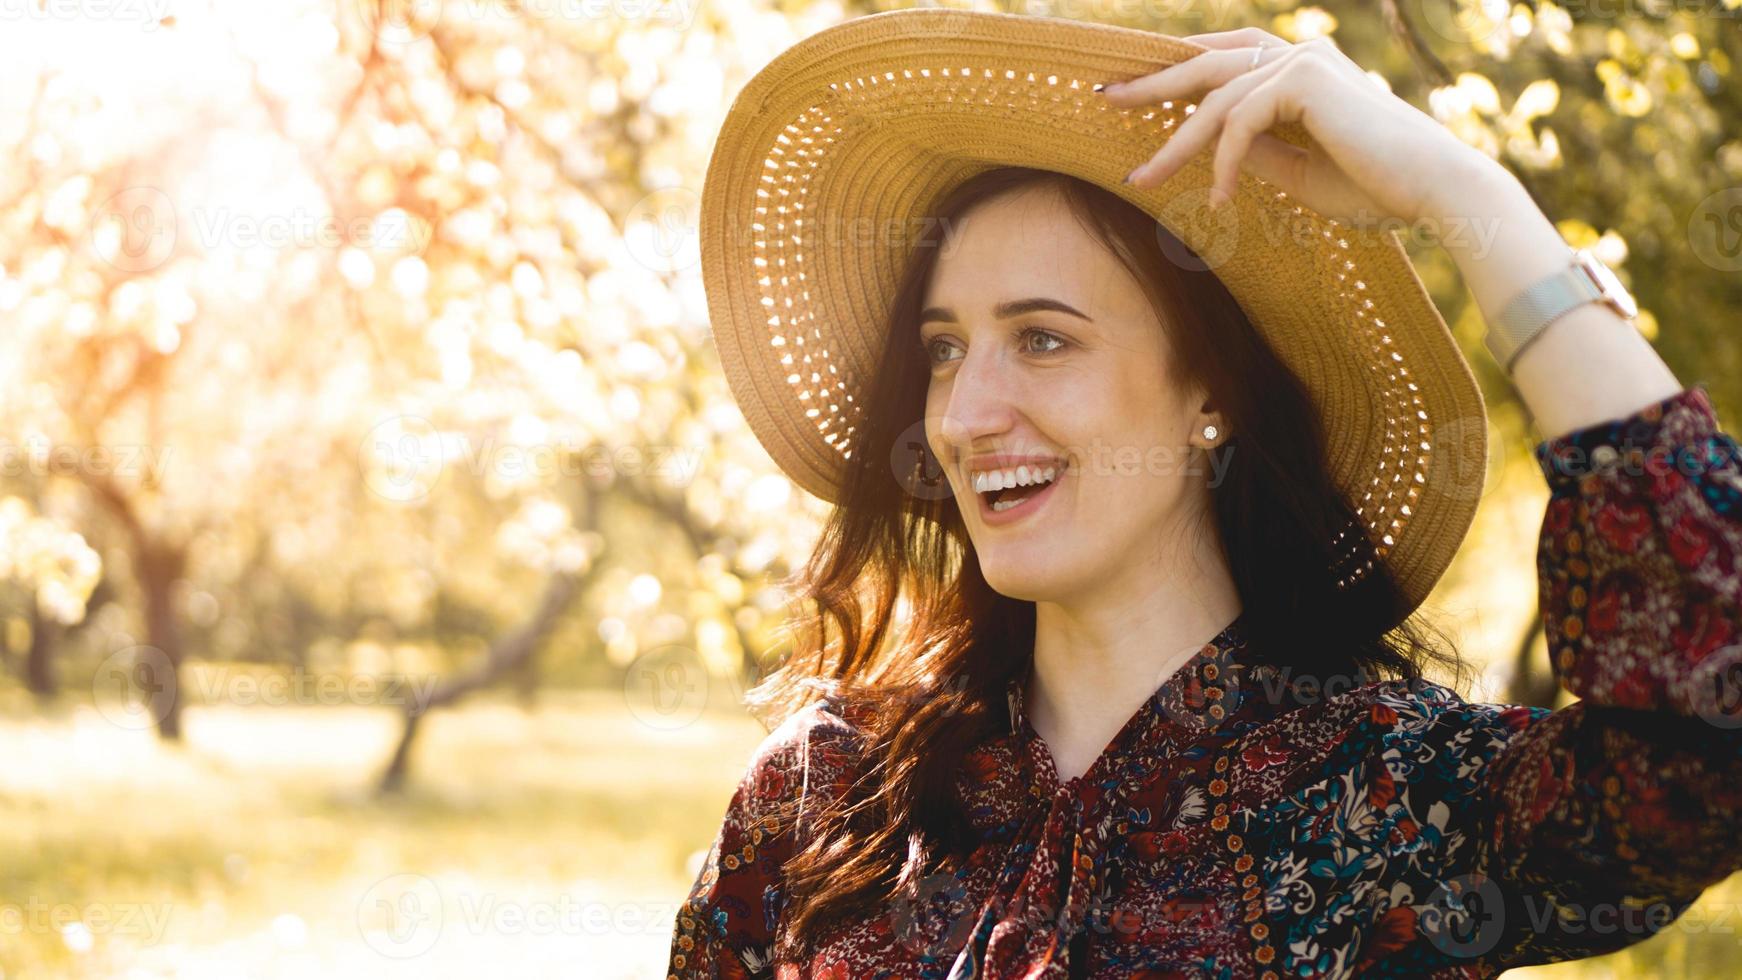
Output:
[1435,158,1683,442]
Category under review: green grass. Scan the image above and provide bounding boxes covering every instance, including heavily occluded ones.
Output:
[0,691,764,979]
[0,690,1736,978]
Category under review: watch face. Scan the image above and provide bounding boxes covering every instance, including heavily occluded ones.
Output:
[1579,250,1639,319]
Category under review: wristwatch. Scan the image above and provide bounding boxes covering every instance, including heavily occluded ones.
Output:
[1482,247,1638,373]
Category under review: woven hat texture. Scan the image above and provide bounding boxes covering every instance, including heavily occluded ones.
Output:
[700,9,1489,610]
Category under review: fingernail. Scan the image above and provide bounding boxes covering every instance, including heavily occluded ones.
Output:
[1123,167,1142,186]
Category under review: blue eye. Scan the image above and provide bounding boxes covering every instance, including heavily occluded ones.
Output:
[1019,326,1067,355]
[922,336,959,365]
[920,326,1069,367]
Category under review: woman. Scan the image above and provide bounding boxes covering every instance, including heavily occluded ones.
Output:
[668,11,1742,978]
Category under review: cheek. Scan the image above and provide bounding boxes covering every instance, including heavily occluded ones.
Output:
[1072,468,1187,550]
[921,382,949,449]
[1074,425,1194,510]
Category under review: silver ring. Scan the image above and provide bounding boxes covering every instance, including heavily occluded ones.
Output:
[1247,42,1268,72]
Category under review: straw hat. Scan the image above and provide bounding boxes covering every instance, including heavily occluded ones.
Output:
[699,8,1488,612]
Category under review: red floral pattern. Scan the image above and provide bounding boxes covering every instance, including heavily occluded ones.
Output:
[668,384,1742,978]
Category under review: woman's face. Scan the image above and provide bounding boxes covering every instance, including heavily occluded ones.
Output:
[919,186,1222,603]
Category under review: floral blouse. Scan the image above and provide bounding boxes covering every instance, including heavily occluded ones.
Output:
[666,383,1742,979]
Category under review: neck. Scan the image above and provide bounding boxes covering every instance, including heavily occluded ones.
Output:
[1023,522,1242,783]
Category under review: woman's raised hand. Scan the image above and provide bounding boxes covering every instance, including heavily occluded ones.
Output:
[1104,26,1498,230]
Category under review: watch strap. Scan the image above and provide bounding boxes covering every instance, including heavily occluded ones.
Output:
[1483,251,1606,373]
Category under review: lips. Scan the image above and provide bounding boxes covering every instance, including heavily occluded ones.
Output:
[974,468,1062,526]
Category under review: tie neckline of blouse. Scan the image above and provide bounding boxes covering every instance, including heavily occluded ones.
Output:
[937,610,1257,978]
[1003,609,1254,794]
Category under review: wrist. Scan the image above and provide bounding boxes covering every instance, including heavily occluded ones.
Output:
[1419,146,1513,235]
[1433,162,1595,335]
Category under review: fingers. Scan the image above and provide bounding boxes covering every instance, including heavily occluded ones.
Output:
[1209,75,1307,207]
[1102,46,1264,107]
[1104,35,1356,107]
[1181,26,1291,51]
[1124,50,1292,188]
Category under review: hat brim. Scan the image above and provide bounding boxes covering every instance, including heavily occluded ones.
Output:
[700,8,1488,613]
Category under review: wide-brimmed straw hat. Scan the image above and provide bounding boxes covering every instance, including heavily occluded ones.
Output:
[698,8,1488,612]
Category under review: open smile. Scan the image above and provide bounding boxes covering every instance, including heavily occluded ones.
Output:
[970,461,1064,527]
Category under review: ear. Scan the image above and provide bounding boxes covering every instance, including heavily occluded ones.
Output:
[1191,398,1227,448]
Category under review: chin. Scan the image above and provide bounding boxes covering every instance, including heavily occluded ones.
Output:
[977,551,1077,602]
[980,570,1054,602]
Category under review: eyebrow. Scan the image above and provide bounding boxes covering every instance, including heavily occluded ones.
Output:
[918,297,1094,325]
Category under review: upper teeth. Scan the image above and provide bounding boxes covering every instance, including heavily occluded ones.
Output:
[973,465,1058,494]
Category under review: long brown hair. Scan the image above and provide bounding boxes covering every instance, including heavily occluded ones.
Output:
[747,166,1466,959]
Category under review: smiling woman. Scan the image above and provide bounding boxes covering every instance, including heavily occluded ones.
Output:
[682,156,1476,977]
[668,9,1742,980]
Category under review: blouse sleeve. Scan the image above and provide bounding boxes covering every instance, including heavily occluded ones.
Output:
[1467,382,1742,968]
[665,698,864,979]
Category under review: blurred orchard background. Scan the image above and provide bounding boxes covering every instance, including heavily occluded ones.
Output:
[0,0,1737,976]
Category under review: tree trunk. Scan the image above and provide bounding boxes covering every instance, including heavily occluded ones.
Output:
[377,569,581,795]
[25,595,61,699]
[378,707,423,795]
[74,464,188,740]
[136,543,187,741]
[511,650,540,709]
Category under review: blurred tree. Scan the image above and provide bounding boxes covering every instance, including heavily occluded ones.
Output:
[0,1,826,753]
[0,496,103,698]
[0,0,1733,972]
[0,0,1730,777]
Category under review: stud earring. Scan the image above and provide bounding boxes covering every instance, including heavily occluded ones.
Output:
[1202,424,1219,441]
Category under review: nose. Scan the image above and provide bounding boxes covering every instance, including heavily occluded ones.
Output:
[933,341,1020,467]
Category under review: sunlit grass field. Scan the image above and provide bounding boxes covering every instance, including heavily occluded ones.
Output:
[0,688,764,979]
[1,687,1736,978]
